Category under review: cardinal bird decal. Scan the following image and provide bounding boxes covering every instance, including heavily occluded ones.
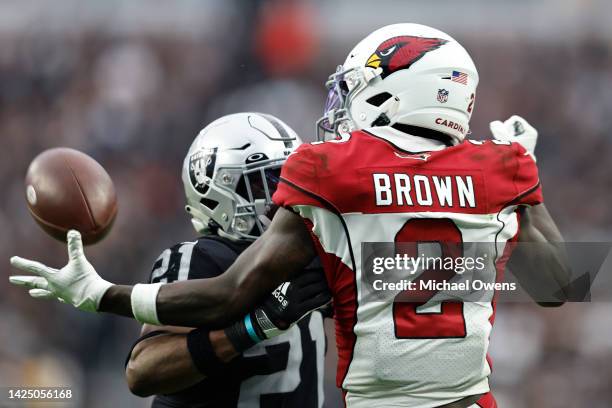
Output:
[366,36,448,78]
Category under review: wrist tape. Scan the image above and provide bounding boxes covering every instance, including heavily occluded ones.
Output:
[253,309,284,339]
[224,313,265,353]
[130,283,163,325]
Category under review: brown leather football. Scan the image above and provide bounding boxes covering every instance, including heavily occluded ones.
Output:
[24,148,117,245]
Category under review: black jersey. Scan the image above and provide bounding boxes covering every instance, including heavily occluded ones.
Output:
[141,235,326,408]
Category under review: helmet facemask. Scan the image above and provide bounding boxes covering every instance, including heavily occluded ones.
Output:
[317,65,398,141]
[231,159,283,239]
[189,155,285,241]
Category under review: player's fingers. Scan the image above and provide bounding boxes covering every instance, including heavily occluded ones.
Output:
[506,115,526,123]
[489,120,509,140]
[506,115,529,126]
[9,257,52,277]
[291,279,327,301]
[28,289,66,303]
[292,270,326,286]
[9,275,49,290]
[301,293,333,312]
[318,302,335,318]
[297,281,331,301]
[67,230,85,261]
[273,282,289,294]
[507,115,538,137]
[29,288,54,299]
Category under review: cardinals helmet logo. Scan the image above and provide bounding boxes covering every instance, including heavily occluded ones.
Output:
[366,35,448,79]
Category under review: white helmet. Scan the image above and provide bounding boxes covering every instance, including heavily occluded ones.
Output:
[182,112,301,240]
[317,23,478,144]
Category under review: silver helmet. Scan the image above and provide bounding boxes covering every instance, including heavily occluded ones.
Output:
[182,112,301,240]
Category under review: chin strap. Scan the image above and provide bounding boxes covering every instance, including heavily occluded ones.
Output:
[370,95,401,128]
[391,123,455,147]
[253,198,273,230]
[186,205,212,234]
[190,218,208,234]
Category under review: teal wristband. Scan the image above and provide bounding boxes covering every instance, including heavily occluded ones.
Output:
[244,314,262,343]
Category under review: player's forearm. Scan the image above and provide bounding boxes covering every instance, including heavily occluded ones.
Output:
[126,329,239,397]
[512,204,571,305]
[155,276,242,327]
[511,228,569,305]
[126,333,202,396]
[97,278,241,327]
[527,205,571,303]
[98,280,246,327]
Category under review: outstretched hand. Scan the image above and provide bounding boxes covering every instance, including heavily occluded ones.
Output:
[10,230,113,312]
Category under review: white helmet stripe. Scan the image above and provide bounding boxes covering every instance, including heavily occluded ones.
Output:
[249,113,296,149]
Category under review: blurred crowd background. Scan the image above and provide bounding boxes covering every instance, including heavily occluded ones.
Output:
[1,0,611,407]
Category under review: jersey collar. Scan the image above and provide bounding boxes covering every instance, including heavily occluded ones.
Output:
[363,126,449,153]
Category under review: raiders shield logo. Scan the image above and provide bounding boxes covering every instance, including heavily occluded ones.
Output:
[189,147,217,194]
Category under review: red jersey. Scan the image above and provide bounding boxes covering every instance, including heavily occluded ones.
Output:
[273,128,542,407]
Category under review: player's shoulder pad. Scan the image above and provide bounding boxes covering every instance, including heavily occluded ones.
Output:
[148,237,238,283]
[276,143,324,200]
[477,139,541,206]
[275,132,363,209]
[191,236,246,277]
[465,139,538,169]
[501,139,539,178]
[508,140,541,204]
[488,138,533,157]
[281,133,357,182]
[282,143,318,180]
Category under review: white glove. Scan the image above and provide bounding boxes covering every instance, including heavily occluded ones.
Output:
[489,115,538,160]
[9,230,113,312]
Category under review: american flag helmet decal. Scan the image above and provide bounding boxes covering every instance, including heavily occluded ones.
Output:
[451,70,468,85]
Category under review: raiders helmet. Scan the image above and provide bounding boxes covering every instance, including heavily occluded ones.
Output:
[182,112,301,240]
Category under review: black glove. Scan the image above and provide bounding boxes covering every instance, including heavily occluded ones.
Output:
[225,269,331,352]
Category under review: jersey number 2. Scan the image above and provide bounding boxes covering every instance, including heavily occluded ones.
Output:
[392,219,467,339]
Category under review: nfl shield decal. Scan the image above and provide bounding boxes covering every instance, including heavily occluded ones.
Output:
[437,89,449,103]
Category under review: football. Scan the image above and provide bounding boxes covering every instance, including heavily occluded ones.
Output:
[24,148,117,245]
